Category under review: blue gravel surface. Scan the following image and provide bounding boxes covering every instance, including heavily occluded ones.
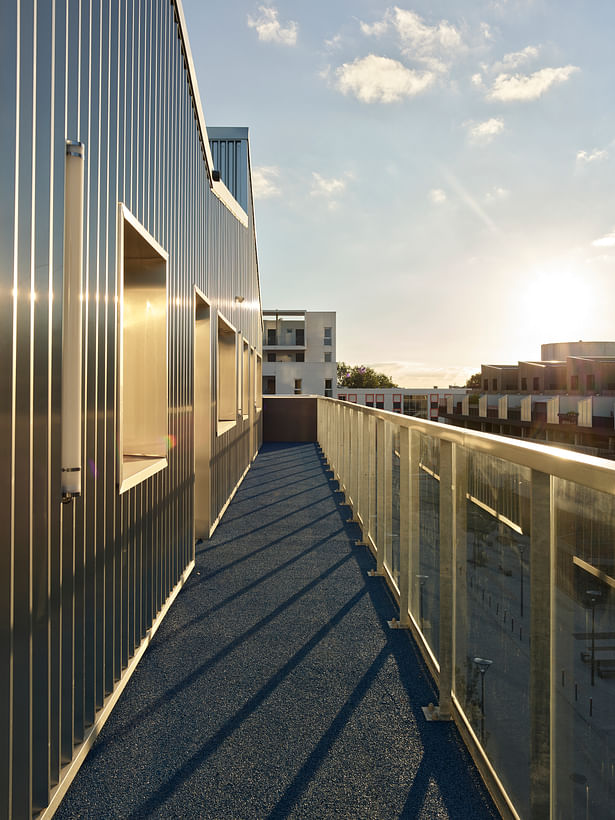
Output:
[55,442,500,819]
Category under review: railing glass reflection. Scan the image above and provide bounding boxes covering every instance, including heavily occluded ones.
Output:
[316,396,615,819]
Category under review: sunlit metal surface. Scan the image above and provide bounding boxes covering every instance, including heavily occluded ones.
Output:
[0,1,262,816]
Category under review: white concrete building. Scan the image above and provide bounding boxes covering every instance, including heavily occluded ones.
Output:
[263,310,336,396]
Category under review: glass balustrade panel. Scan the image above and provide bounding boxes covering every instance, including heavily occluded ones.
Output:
[390,426,400,589]
[416,433,440,659]
[454,447,531,818]
[552,479,615,820]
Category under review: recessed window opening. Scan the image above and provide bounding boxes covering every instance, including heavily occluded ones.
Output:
[324,352,332,363]
[118,205,168,493]
[256,353,263,409]
[294,379,302,395]
[217,313,237,434]
[242,339,249,418]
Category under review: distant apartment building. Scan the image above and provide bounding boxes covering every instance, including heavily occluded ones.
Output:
[444,342,615,458]
[262,310,336,396]
[337,387,468,420]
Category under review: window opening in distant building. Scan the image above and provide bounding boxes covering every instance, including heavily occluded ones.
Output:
[324,327,332,345]
[521,377,527,391]
[294,379,302,395]
[296,352,304,362]
[376,394,384,409]
[533,377,539,391]
[492,379,497,390]
[267,328,276,345]
[338,393,346,401]
[393,393,401,412]
[324,352,332,363]
[296,328,304,346]
[483,379,488,390]
[267,352,276,362]
[587,374,595,391]
[324,378,332,397]
[365,393,374,407]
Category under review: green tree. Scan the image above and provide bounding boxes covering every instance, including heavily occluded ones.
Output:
[465,372,482,389]
[337,362,398,388]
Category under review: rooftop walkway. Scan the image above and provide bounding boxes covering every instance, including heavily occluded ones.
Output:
[55,442,499,819]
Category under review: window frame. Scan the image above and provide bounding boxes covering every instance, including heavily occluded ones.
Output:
[216,311,238,436]
[117,203,169,494]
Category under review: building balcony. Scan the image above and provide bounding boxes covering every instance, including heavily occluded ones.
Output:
[50,396,615,819]
[262,344,307,351]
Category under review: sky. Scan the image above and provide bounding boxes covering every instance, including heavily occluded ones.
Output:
[182,0,615,387]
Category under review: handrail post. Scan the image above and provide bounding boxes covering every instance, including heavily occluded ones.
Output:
[438,439,454,720]
[530,469,551,819]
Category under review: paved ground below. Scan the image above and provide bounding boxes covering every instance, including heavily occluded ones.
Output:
[55,442,499,819]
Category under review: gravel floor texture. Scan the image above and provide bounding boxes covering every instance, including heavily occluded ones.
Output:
[55,442,500,820]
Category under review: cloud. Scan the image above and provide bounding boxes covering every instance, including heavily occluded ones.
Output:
[577,148,608,164]
[492,45,539,73]
[485,186,509,202]
[592,229,615,248]
[324,34,342,49]
[359,8,464,72]
[311,172,347,197]
[471,72,484,87]
[467,117,504,143]
[310,172,351,209]
[360,19,389,37]
[429,188,447,204]
[487,65,579,101]
[247,6,297,46]
[335,55,434,103]
[251,166,281,199]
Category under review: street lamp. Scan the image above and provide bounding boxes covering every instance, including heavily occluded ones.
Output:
[585,590,602,686]
[473,656,493,743]
[416,574,428,630]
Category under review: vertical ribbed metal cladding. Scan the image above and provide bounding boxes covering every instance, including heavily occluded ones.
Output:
[0,1,262,817]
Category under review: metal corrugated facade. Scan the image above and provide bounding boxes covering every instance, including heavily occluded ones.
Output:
[0,2,262,817]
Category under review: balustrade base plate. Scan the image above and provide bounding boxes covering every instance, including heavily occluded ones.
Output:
[421,705,452,722]
[367,569,384,577]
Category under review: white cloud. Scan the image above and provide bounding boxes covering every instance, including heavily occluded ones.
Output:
[485,186,509,202]
[487,65,579,101]
[492,45,539,73]
[360,19,389,37]
[247,6,297,46]
[577,148,608,164]
[359,8,464,72]
[324,34,342,49]
[310,172,351,210]
[392,8,462,53]
[311,172,347,197]
[480,22,493,41]
[429,188,447,204]
[467,117,504,143]
[335,55,434,103]
[592,229,615,248]
[471,72,484,87]
[251,166,281,199]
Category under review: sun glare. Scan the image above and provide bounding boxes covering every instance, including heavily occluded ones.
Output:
[521,268,590,349]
